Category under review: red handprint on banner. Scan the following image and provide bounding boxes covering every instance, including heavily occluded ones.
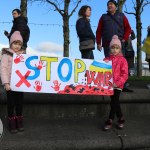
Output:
[14,55,24,64]
[51,80,61,91]
[35,61,45,70]
[34,81,42,92]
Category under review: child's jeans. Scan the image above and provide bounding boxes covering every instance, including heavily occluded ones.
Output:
[6,91,24,118]
[109,89,123,120]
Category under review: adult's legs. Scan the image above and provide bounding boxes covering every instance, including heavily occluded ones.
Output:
[121,42,126,57]
[122,42,134,92]
[81,50,94,59]
[103,47,110,57]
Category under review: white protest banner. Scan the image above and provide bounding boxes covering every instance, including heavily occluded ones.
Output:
[11,54,113,95]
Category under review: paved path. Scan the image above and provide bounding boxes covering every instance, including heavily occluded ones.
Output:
[0,116,150,150]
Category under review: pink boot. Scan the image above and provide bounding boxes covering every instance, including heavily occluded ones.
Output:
[16,116,24,131]
[8,117,17,133]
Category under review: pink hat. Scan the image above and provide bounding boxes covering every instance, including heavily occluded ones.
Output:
[109,35,121,49]
[10,31,23,45]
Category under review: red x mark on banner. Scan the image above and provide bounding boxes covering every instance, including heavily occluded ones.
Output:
[15,70,31,88]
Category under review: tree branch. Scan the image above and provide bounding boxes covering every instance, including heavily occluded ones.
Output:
[132,0,136,7]
[130,0,137,11]
[141,0,150,14]
[46,0,64,16]
[124,0,136,16]
[140,0,144,6]
[124,11,136,15]
[69,0,81,18]
[124,0,136,15]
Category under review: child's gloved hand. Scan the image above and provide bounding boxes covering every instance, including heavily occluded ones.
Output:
[4,83,11,91]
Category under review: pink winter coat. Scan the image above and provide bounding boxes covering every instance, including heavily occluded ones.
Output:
[0,48,15,85]
[104,54,128,89]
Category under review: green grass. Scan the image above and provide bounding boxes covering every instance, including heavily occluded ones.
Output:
[129,76,150,81]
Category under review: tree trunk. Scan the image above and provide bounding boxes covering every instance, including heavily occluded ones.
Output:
[136,0,142,77]
[63,0,70,57]
[29,0,80,57]
[117,0,126,12]
[20,0,27,17]
[63,16,70,57]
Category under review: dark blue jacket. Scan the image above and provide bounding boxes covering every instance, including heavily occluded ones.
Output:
[148,29,150,37]
[96,12,131,47]
[76,17,95,42]
[101,12,124,46]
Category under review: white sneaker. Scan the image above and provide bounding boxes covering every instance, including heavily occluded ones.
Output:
[147,84,150,89]
[0,119,3,138]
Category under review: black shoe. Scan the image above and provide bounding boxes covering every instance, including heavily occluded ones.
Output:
[123,88,133,92]
[147,84,150,89]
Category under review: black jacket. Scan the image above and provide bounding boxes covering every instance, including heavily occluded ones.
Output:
[148,29,150,37]
[76,17,95,42]
[9,16,30,48]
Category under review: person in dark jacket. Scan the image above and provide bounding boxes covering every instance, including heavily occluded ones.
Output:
[124,30,135,73]
[142,26,150,66]
[4,9,30,51]
[76,5,95,59]
[122,30,136,88]
[142,26,150,89]
[96,0,131,57]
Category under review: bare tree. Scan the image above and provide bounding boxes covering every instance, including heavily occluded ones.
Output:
[29,0,82,57]
[125,0,150,77]
[20,0,27,17]
[117,0,126,12]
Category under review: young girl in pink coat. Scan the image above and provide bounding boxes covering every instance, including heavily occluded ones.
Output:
[0,31,24,133]
[103,35,128,130]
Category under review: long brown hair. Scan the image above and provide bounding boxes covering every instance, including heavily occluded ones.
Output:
[78,5,91,18]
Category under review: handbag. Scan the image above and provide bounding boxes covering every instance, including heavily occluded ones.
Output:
[79,39,95,51]
[124,40,135,58]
